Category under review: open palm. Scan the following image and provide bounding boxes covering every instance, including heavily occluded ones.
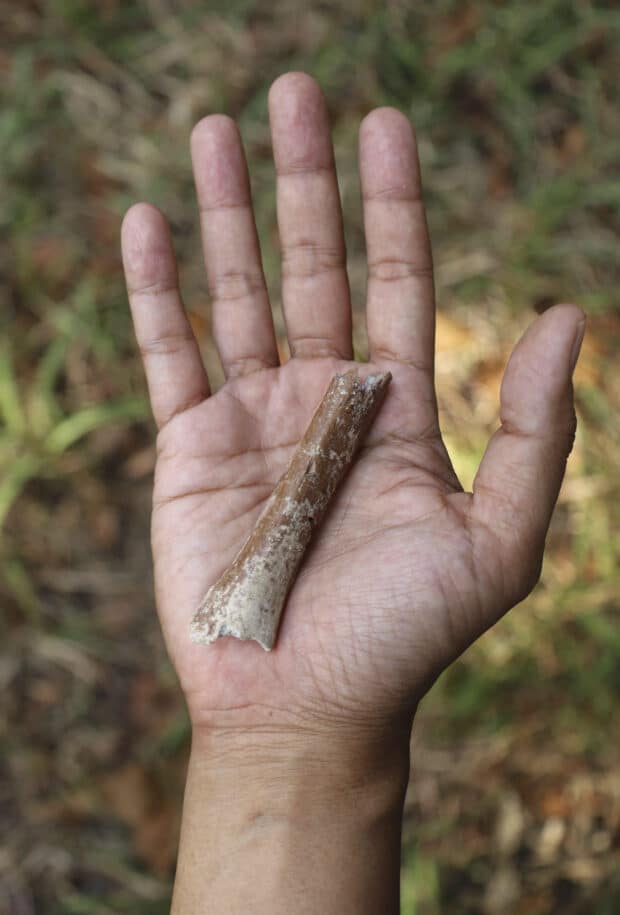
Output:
[121,74,583,742]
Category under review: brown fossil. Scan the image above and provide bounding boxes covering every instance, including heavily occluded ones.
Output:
[190,369,391,650]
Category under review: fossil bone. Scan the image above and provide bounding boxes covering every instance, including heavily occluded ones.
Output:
[190,369,391,650]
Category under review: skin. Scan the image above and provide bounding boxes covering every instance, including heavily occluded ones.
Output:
[121,72,584,914]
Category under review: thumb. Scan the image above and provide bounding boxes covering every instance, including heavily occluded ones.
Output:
[471,303,585,590]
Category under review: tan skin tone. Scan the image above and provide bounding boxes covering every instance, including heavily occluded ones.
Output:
[121,73,584,913]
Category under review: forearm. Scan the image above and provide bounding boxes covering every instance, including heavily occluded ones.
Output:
[171,725,411,915]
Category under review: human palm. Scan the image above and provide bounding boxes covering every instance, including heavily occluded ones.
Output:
[122,74,583,739]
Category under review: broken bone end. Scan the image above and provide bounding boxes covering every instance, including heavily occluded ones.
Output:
[190,617,273,652]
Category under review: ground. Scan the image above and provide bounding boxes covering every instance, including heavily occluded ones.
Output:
[1,2,619,912]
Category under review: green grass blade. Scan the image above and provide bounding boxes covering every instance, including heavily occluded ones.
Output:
[44,398,148,454]
[0,343,26,435]
[0,453,41,528]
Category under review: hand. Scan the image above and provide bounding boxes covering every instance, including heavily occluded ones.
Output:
[121,71,584,915]
[121,72,584,758]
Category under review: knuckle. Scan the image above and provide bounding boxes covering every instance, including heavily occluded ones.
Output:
[209,269,265,303]
[290,334,346,359]
[139,329,194,357]
[370,345,433,374]
[129,277,178,299]
[368,258,433,284]
[276,160,331,178]
[364,185,422,204]
[225,354,274,377]
[281,239,345,279]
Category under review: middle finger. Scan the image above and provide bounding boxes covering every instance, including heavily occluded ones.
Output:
[269,73,353,360]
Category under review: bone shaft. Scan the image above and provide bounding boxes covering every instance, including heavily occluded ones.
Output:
[190,371,391,650]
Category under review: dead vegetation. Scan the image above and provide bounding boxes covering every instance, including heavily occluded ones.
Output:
[1,2,619,912]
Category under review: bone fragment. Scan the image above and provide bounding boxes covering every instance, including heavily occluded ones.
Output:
[190,369,391,651]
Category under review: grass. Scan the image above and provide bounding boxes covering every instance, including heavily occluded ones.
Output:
[1,1,619,911]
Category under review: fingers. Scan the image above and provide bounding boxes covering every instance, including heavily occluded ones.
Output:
[359,109,435,391]
[121,203,210,429]
[268,73,353,360]
[191,115,278,379]
[472,304,585,566]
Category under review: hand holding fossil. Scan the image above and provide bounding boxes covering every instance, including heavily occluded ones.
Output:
[122,72,583,739]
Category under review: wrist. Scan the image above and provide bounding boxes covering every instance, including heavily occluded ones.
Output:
[171,716,413,914]
[189,702,413,815]
[190,716,411,819]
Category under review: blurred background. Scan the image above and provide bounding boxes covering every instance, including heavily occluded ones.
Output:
[1,1,619,912]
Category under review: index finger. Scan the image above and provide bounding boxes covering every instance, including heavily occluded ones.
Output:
[121,203,210,430]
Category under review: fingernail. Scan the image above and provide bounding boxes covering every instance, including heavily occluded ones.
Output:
[569,318,586,374]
